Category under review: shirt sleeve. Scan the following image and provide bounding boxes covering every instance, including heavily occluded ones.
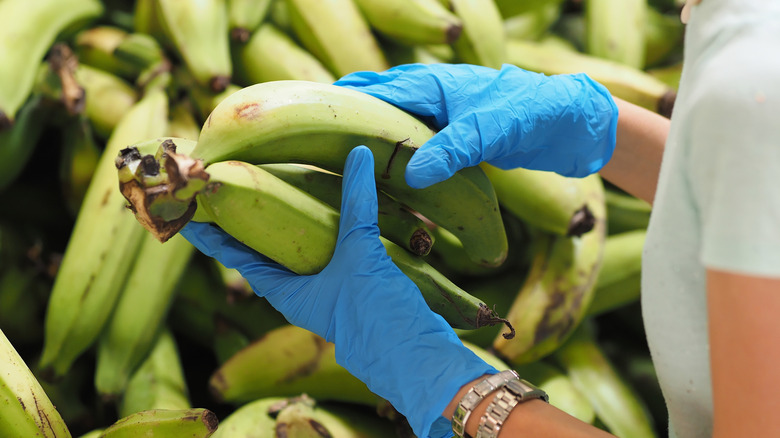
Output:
[687,33,780,278]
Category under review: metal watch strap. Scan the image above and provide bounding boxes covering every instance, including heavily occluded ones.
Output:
[475,378,549,438]
[451,370,519,438]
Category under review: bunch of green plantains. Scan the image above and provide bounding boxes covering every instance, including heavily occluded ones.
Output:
[0,0,677,436]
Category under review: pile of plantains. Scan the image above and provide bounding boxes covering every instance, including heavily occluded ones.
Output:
[0,0,684,436]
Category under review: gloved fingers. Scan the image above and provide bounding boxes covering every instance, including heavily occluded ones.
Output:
[335,64,461,127]
[336,146,382,247]
[404,114,490,189]
[333,65,409,87]
[179,221,298,296]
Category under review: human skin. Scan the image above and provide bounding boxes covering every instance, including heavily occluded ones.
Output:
[442,94,780,438]
[440,96,668,438]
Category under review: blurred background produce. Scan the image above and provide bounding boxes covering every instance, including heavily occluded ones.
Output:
[0,0,684,436]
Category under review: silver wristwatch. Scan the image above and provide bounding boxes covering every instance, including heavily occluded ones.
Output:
[451,370,519,438]
[475,378,549,438]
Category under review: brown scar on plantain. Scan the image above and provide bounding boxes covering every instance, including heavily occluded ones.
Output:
[382,137,411,179]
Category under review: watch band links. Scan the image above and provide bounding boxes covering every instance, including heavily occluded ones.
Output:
[451,370,519,438]
[475,378,549,438]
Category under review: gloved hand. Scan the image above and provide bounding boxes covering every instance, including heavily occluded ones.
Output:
[334,63,619,189]
[180,146,496,438]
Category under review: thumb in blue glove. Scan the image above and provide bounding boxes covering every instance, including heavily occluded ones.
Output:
[180,146,496,438]
[334,63,619,189]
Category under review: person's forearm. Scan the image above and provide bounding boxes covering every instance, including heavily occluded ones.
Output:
[708,269,780,437]
[599,97,669,205]
[443,375,615,437]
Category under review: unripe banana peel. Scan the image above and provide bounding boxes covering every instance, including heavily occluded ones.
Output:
[192,80,508,267]
[493,174,606,363]
[116,138,510,331]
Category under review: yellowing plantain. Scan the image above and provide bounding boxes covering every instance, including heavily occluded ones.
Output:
[118,328,191,418]
[503,0,565,41]
[604,186,652,235]
[97,139,198,402]
[74,64,138,140]
[481,163,595,237]
[153,0,232,92]
[116,136,502,330]
[94,232,194,399]
[353,0,463,45]
[447,0,507,69]
[507,38,676,118]
[0,0,103,127]
[585,0,648,70]
[232,23,335,85]
[586,229,646,317]
[273,394,397,437]
[286,0,389,77]
[511,360,596,425]
[210,324,378,406]
[197,160,339,274]
[227,0,273,43]
[0,328,71,438]
[554,323,657,438]
[74,26,138,79]
[211,395,397,438]
[209,397,282,438]
[259,163,435,256]
[98,408,218,438]
[39,87,169,379]
[492,174,606,364]
[193,160,499,330]
[191,80,508,267]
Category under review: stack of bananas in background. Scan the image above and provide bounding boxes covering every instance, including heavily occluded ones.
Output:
[0,0,685,436]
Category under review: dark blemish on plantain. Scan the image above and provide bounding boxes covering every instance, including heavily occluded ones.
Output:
[275,423,288,438]
[208,372,228,403]
[382,138,410,179]
[409,229,433,256]
[278,335,327,383]
[533,287,582,345]
[567,205,595,237]
[100,188,112,207]
[446,23,463,44]
[210,75,231,93]
[658,90,677,119]
[0,111,12,131]
[310,420,333,437]
[235,102,262,120]
[204,182,222,195]
[201,411,219,432]
[33,396,55,434]
[230,27,251,44]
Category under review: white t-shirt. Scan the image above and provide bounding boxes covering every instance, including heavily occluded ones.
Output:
[641,1,780,437]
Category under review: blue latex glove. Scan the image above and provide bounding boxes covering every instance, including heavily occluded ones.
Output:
[180,146,497,438]
[334,63,619,189]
